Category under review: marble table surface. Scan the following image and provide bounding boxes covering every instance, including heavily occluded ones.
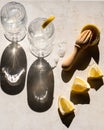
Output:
[0,0,104,130]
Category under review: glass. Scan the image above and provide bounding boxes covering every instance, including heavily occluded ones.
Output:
[0,1,27,42]
[27,18,55,110]
[48,41,67,69]
[28,18,55,57]
[0,2,27,95]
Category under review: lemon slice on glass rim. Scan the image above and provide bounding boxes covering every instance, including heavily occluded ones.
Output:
[71,77,90,94]
[42,15,55,28]
[88,64,103,79]
[58,96,75,116]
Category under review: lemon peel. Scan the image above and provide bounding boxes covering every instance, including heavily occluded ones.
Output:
[88,64,103,79]
[71,77,90,93]
[42,15,55,28]
[58,96,75,115]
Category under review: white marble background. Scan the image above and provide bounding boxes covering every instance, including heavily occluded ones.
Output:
[0,0,104,130]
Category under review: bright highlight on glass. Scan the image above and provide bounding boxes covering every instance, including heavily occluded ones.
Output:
[0,1,27,42]
[28,17,55,57]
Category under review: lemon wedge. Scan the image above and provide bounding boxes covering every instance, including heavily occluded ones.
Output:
[42,15,55,28]
[88,64,103,79]
[71,77,90,93]
[58,96,75,115]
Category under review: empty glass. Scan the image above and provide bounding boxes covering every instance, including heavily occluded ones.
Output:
[28,18,55,57]
[0,1,27,42]
[0,2,27,95]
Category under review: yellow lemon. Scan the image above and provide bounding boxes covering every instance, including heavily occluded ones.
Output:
[81,24,100,46]
[88,64,103,79]
[42,15,55,28]
[71,77,90,93]
[58,96,75,115]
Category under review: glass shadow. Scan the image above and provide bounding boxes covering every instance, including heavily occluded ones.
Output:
[0,43,27,95]
[27,58,54,112]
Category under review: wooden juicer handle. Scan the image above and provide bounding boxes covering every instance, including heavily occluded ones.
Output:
[62,24,100,71]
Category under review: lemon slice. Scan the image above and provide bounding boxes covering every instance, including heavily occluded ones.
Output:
[42,15,55,28]
[58,96,75,115]
[71,77,90,93]
[88,64,103,79]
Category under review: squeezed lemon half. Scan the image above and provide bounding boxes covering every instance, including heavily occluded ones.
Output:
[88,64,103,79]
[42,15,55,28]
[58,96,75,115]
[81,24,100,46]
[71,77,90,93]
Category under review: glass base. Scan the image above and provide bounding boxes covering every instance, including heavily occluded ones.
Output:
[4,28,27,42]
[30,45,53,58]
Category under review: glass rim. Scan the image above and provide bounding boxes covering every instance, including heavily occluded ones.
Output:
[28,17,55,39]
[0,1,27,25]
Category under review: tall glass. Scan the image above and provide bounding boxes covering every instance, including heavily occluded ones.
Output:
[28,18,55,57]
[0,1,27,42]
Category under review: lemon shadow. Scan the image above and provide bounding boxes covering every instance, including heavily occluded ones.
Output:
[58,109,75,128]
[70,92,90,105]
[87,78,103,91]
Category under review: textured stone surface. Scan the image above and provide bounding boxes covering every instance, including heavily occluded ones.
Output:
[0,1,104,130]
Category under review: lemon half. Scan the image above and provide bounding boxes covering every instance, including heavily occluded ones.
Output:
[88,64,103,79]
[58,96,75,115]
[42,15,55,28]
[71,77,90,93]
[81,24,100,46]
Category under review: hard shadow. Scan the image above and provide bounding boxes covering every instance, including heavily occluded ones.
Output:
[0,43,27,95]
[87,78,103,91]
[27,58,54,112]
[70,92,90,105]
[61,45,99,82]
[89,45,99,64]
[74,48,91,70]
[61,67,75,83]
[61,47,91,82]
[1,73,26,95]
[58,109,75,128]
